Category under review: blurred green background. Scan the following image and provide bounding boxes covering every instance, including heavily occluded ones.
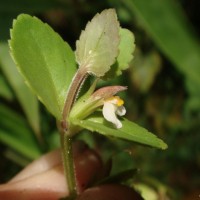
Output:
[0,0,200,199]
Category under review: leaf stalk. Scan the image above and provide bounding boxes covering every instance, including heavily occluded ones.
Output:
[62,67,88,131]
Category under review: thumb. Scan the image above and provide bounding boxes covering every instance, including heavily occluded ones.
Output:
[0,144,102,200]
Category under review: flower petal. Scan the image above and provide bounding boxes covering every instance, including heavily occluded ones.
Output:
[116,106,126,116]
[92,86,127,101]
[102,102,122,128]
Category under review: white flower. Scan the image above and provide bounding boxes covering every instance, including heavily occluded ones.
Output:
[102,96,126,129]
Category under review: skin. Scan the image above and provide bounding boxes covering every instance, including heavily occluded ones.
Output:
[0,142,143,200]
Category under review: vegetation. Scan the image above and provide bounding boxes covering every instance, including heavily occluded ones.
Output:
[0,0,200,199]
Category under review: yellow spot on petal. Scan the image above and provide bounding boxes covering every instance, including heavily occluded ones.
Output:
[105,96,124,107]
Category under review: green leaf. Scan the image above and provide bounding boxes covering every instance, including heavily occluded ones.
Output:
[75,9,120,77]
[0,104,41,160]
[0,73,13,100]
[74,112,168,150]
[10,14,77,119]
[4,149,31,166]
[105,28,135,78]
[185,79,200,112]
[0,43,40,136]
[115,28,135,74]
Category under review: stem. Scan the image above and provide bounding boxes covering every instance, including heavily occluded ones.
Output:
[62,68,88,130]
[60,131,77,199]
[59,67,88,199]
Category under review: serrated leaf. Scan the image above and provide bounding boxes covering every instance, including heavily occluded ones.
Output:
[0,43,40,136]
[116,28,135,73]
[105,28,135,78]
[74,112,167,150]
[9,14,77,119]
[75,9,120,77]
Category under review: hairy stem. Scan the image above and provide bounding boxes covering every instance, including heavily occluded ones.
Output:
[59,67,88,199]
[62,67,88,131]
[60,131,77,199]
